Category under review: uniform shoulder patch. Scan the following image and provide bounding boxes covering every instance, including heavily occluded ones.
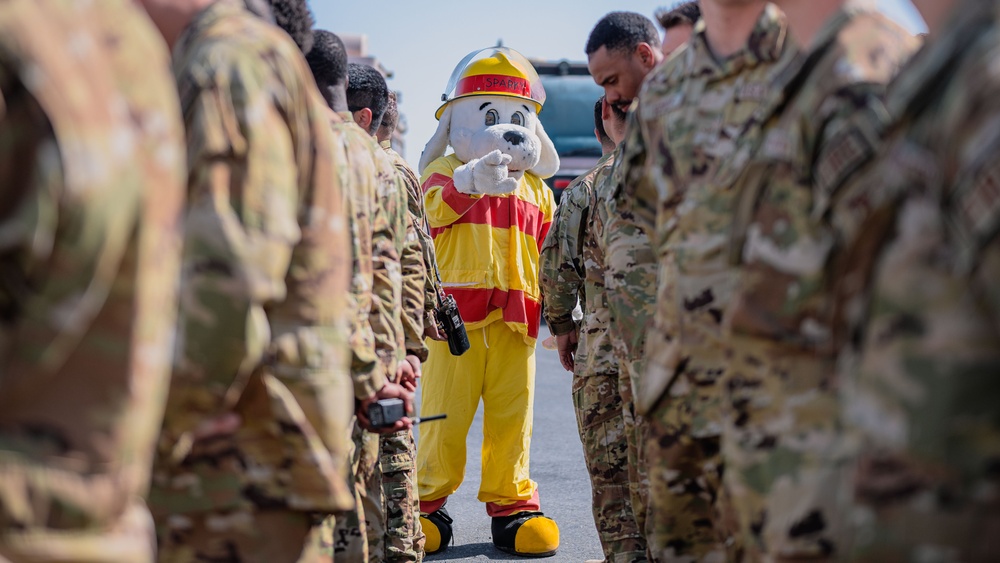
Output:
[815,127,874,203]
[815,99,891,207]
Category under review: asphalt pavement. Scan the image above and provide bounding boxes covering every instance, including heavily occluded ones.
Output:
[415,324,604,562]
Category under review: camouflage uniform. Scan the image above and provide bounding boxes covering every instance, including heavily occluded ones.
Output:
[540,161,589,339]
[337,118,389,430]
[723,4,917,559]
[383,142,444,331]
[541,153,647,562]
[0,1,185,561]
[365,137,410,562]
[326,114,408,563]
[384,141,432,364]
[326,423,382,563]
[631,7,794,560]
[365,129,407,394]
[377,429,421,563]
[829,1,1000,560]
[311,106,389,561]
[378,142,429,563]
[149,2,354,561]
[591,141,653,548]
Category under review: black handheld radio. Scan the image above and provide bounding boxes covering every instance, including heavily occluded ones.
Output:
[367,398,447,429]
[435,291,470,356]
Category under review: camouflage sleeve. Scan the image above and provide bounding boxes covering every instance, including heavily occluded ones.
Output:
[370,154,407,379]
[396,158,443,315]
[587,153,616,275]
[177,52,299,395]
[813,89,889,209]
[731,78,895,347]
[339,130,385,401]
[393,161,432,360]
[795,84,888,255]
[401,208,428,360]
[176,49,351,448]
[619,104,658,228]
[420,224,442,314]
[0,34,183,529]
[540,179,591,335]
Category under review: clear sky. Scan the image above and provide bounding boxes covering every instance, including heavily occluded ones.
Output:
[312,1,926,170]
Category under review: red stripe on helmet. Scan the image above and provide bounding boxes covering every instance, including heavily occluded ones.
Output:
[456,74,531,98]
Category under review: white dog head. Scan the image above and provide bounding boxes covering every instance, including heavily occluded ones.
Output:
[419,95,559,180]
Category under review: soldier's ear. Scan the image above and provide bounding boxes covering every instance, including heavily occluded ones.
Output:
[355,108,374,133]
[636,42,657,70]
[530,117,559,179]
[419,104,453,174]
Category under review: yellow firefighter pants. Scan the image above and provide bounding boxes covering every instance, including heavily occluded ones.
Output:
[416,321,539,514]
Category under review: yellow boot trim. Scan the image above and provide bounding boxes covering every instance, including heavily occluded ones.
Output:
[514,515,560,555]
[421,515,442,553]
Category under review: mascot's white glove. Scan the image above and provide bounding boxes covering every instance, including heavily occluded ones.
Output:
[453,149,520,195]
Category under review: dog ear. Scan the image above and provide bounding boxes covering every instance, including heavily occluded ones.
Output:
[529,117,560,179]
[419,104,453,175]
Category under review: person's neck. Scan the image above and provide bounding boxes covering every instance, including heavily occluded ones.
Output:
[165,0,217,50]
[321,85,349,113]
[701,1,767,59]
[779,0,844,49]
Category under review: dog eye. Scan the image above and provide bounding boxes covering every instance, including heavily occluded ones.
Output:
[485,109,499,127]
[511,112,524,126]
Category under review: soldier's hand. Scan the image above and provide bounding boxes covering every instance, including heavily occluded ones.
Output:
[396,358,420,392]
[357,382,415,433]
[424,310,446,341]
[402,355,422,391]
[556,330,579,372]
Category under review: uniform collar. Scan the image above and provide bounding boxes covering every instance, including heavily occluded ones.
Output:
[321,105,345,126]
[687,4,789,80]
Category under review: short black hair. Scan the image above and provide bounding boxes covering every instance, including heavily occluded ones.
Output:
[379,91,399,135]
[306,30,348,89]
[594,98,610,146]
[347,63,389,135]
[586,11,661,56]
[264,0,314,54]
[656,2,701,30]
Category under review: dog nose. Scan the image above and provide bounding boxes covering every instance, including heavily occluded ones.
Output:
[503,131,525,146]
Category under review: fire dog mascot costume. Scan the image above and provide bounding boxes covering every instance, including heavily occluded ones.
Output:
[416,47,560,557]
